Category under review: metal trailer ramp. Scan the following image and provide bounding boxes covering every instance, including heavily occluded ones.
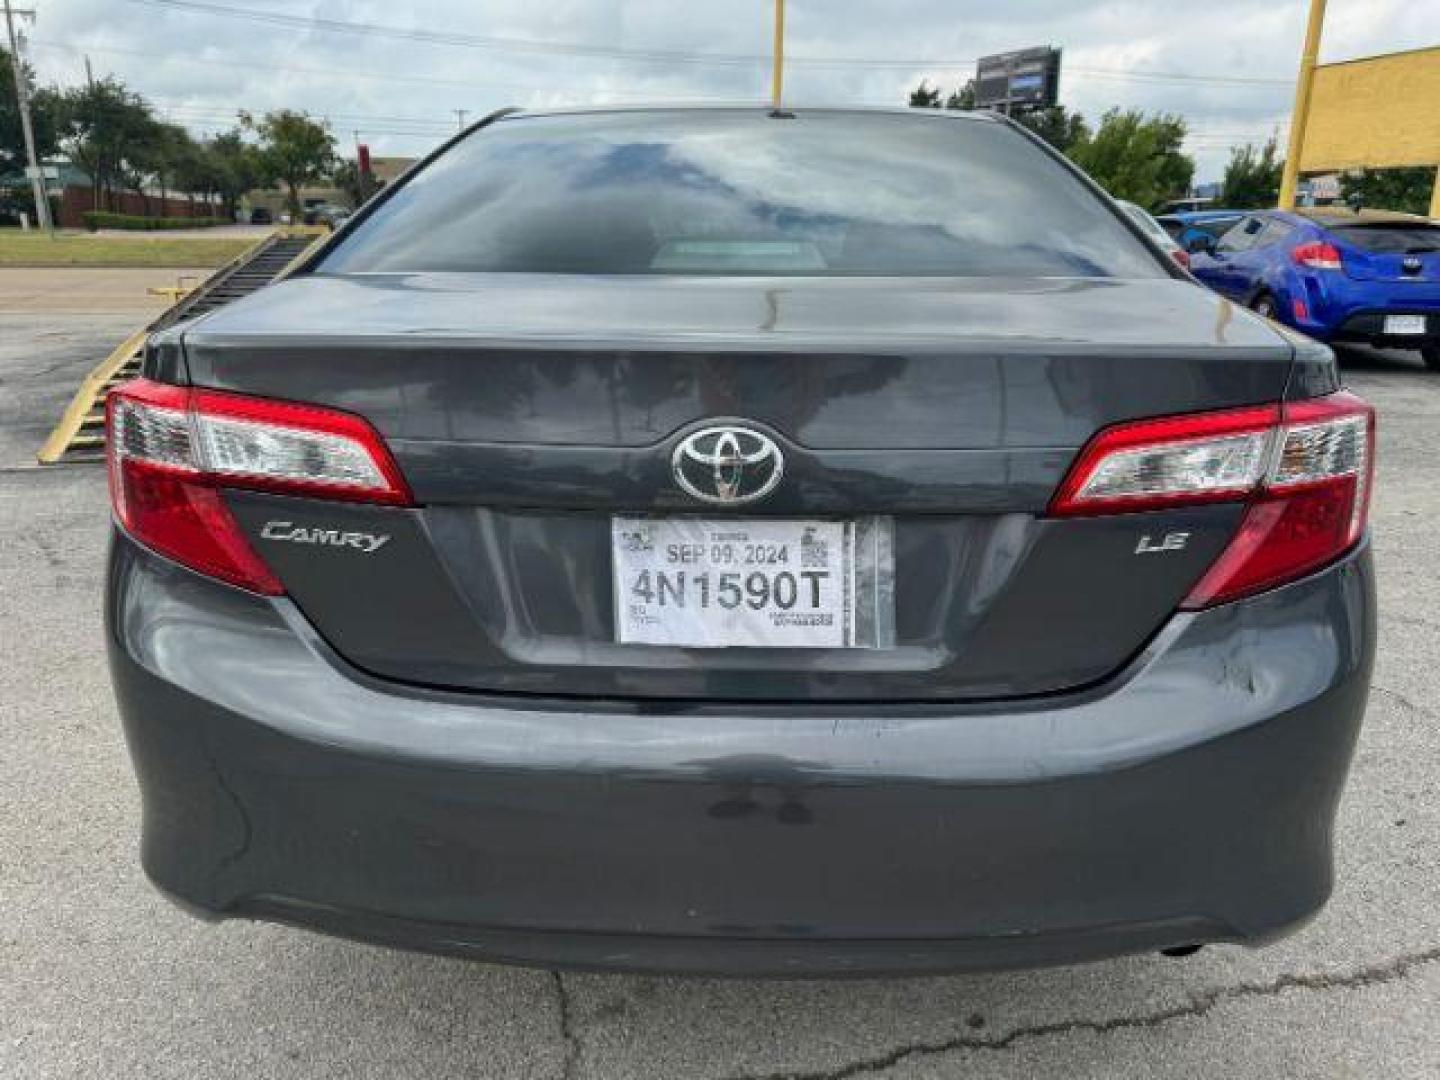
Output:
[36,230,321,465]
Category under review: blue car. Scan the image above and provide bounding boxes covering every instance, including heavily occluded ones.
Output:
[1157,209,1246,252]
[1186,209,1440,370]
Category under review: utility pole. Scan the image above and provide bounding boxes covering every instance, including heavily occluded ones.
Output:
[352,128,369,202]
[770,0,785,113]
[3,0,53,234]
[454,108,468,132]
[1277,0,1326,210]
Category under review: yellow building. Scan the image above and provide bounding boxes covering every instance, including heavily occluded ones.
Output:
[1281,6,1439,216]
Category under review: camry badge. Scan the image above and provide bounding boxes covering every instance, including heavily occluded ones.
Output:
[260,520,391,553]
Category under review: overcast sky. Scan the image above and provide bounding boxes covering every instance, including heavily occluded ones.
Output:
[19,0,1440,182]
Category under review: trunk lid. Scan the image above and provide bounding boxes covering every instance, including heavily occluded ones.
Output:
[188,273,1292,701]
[1335,222,1440,283]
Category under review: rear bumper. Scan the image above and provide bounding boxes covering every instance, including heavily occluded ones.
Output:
[1292,280,1440,345]
[1329,309,1440,348]
[106,530,1375,976]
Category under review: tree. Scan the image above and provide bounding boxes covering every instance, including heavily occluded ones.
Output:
[1339,166,1436,215]
[903,87,1195,208]
[170,128,227,211]
[908,79,975,110]
[908,80,943,108]
[905,81,1084,152]
[53,77,158,210]
[944,80,976,110]
[1016,106,1088,153]
[1220,138,1284,209]
[244,109,336,220]
[202,129,262,218]
[1,45,57,175]
[330,158,371,209]
[1066,109,1193,210]
[124,121,194,212]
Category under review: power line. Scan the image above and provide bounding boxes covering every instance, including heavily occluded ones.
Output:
[119,0,777,68]
[30,39,591,96]
[154,102,463,127]
[116,0,1293,86]
[31,30,1293,155]
[30,39,756,108]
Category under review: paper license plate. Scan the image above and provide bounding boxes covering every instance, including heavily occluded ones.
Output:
[612,517,893,648]
[1384,314,1427,335]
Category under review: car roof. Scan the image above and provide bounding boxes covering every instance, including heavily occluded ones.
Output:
[1294,207,1434,226]
[497,103,1002,124]
[1165,209,1245,222]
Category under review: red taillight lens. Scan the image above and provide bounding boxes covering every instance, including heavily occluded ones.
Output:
[1171,248,1191,270]
[107,379,412,594]
[1292,240,1343,270]
[1051,392,1375,608]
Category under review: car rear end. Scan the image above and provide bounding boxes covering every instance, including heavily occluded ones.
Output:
[105,108,1375,975]
[1120,200,1190,269]
[1283,214,1440,358]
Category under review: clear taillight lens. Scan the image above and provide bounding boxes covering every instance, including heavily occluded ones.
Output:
[186,388,411,503]
[1050,404,1280,517]
[1051,392,1375,607]
[112,393,194,470]
[1073,430,1270,507]
[107,379,412,594]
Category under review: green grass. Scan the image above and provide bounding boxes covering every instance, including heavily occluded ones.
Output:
[0,231,256,268]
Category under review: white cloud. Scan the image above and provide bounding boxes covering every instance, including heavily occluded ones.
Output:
[22,0,1440,181]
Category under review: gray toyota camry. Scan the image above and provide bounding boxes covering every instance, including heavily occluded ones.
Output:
[105,106,1375,975]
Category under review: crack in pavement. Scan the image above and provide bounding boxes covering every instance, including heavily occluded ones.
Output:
[724,947,1440,1080]
[551,970,581,1080]
[1381,611,1440,635]
[1371,684,1438,721]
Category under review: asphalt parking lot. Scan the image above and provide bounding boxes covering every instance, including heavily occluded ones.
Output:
[1,303,1437,1079]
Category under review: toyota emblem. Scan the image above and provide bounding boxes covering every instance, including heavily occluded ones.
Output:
[672,424,784,505]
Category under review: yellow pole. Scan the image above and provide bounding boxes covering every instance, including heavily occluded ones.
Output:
[1278,0,1327,209]
[771,0,785,111]
[1430,168,1440,219]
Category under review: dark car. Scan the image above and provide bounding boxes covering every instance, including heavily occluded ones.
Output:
[1157,209,1246,251]
[105,107,1375,976]
[247,206,273,225]
[1187,209,1440,369]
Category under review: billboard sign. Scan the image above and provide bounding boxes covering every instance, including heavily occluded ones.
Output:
[975,47,1062,111]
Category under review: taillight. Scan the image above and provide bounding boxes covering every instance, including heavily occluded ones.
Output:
[1051,392,1374,608]
[1171,248,1191,270]
[1292,241,1342,270]
[107,379,411,594]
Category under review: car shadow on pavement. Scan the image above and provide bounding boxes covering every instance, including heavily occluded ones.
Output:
[1334,345,1431,376]
[226,922,1405,1080]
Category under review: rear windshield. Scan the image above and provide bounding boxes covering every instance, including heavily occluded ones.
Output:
[1188,217,1242,240]
[320,110,1166,279]
[1332,223,1440,254]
